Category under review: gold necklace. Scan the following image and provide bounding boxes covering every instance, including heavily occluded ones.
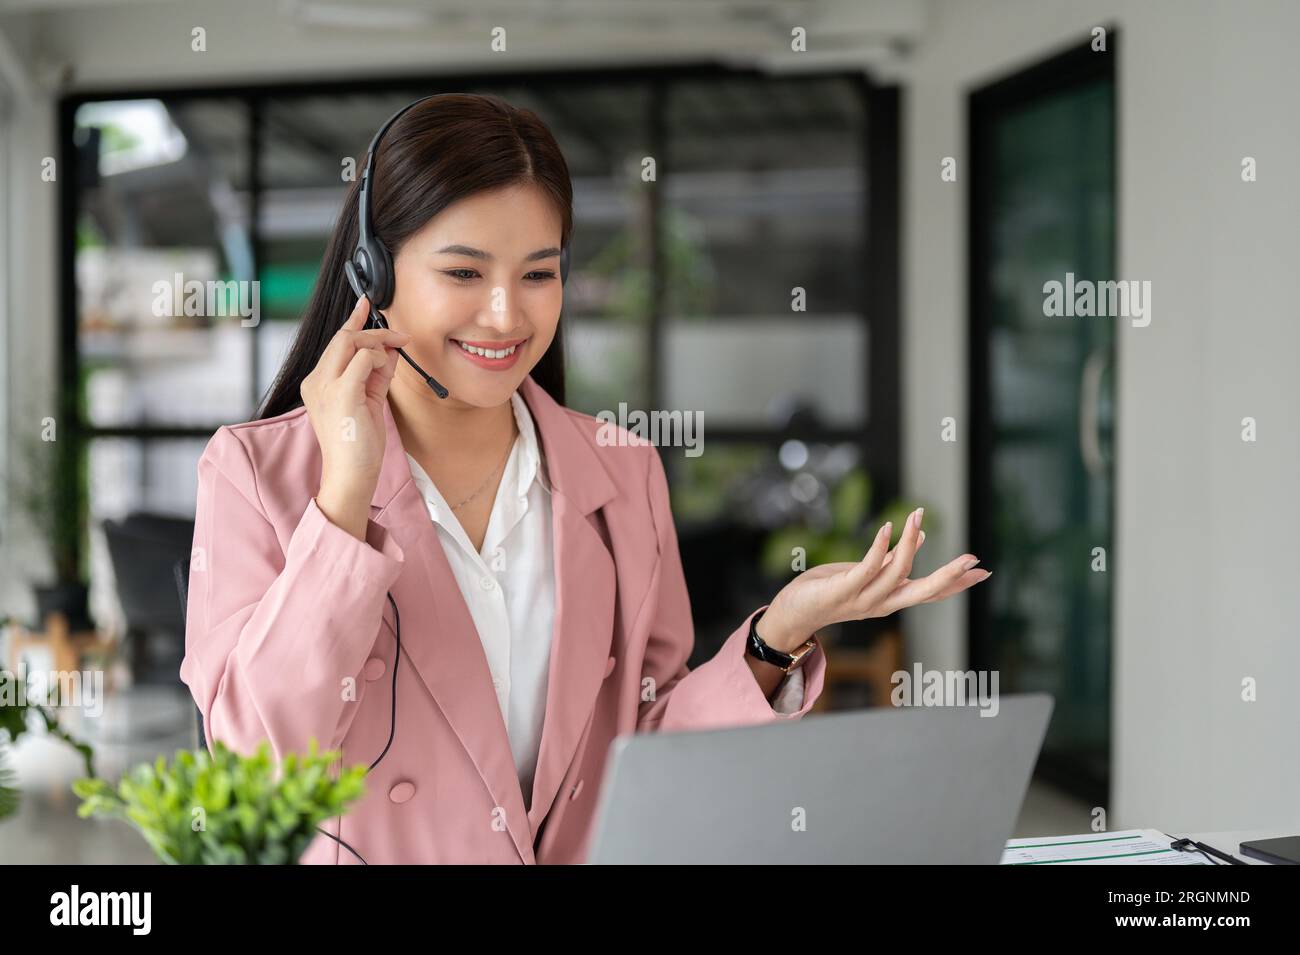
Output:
[449,433,516,511]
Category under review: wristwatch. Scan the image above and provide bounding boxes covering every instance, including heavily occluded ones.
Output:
[745,608,818,673]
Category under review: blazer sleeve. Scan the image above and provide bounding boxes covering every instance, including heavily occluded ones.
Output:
[634,446,827,734]
[179,425,406,763]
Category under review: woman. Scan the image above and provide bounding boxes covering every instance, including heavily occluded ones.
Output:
[180,93,990,865]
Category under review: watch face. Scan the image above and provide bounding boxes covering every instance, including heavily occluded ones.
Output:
[786,640,817,669]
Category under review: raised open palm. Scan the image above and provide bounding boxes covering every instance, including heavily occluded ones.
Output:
[758,509,991,650]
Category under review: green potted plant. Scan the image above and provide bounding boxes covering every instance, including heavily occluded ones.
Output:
[73,739,367,864]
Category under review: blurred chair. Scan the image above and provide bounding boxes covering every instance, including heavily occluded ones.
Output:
[814,628,904,712]
[5,611,115,687]
[102,513,194,688]
[677,519,770,667]
[173,556,206,751]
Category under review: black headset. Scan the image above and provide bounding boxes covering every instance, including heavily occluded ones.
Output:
[320,93,569,865]
[343,92,571,401]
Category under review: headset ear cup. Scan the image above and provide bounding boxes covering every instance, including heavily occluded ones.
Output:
[367,240,396,310]
[344,259,366,301]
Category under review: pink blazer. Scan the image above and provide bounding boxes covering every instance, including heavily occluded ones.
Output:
[180,373,827,864]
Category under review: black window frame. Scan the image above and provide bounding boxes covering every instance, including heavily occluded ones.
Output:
[57,63,900,570]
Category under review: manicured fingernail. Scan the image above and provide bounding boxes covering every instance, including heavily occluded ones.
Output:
[915,507,924,529]
[879,521,892,540]
[963,557,981,571]
[918,530,926,545]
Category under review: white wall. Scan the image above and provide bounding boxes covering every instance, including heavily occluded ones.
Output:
[902,0,1300,830]
[0,11,59,617]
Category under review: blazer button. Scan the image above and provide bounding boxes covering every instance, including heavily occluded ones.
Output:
[363,657,386,681]
[603,656,616,679]
[569,779,584,800]
[388,781,415,804]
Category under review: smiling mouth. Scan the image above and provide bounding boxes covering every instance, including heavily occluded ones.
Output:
[449,337,528,359]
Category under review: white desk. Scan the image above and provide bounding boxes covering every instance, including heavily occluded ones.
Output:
[1003,828,1297,865]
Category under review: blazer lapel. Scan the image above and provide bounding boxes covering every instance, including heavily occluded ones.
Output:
[363,376,621,861]
[517,377,619,839]
[367,396,536,863]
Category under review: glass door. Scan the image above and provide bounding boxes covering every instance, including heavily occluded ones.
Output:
[968,41,1117,804]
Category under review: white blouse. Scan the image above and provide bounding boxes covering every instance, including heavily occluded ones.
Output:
[404,389,804,808]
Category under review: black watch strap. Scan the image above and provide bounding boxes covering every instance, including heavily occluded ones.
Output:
[745,608,817,672]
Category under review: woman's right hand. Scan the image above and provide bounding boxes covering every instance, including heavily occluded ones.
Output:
[301,296,410,538]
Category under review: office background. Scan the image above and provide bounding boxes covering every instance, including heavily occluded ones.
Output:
[1,0,1296,862]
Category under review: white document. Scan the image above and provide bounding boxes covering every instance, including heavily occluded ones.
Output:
[1001,829,1210,865]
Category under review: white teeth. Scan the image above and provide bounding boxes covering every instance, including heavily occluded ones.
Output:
[457,341,518,359]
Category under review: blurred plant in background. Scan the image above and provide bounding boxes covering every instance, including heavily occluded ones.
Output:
[6,382,93,632]
[0,737,18,821]
[0,647,98,822]
[759,464,933,579]
[564,171,713,415]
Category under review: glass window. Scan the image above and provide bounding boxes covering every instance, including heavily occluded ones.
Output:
[65,74,886,667]
[661,77,866,429]
[463,84,655,416]
[76,99,254,428]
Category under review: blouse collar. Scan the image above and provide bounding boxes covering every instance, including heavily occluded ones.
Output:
[403,388,551,521]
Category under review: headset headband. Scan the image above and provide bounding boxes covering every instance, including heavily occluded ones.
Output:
[351,91,569,310]
[357,93,443,251]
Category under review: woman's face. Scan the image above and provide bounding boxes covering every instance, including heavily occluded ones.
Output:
[386,182,564,409]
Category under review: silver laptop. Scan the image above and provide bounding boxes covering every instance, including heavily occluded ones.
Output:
[586,692,1053,864]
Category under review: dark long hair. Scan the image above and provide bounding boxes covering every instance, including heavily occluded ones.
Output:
[257,92,572,420]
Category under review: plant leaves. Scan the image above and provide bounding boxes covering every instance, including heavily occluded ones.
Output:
[72,738,367,864]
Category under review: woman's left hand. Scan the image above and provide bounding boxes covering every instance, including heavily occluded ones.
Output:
[755,508,992,651]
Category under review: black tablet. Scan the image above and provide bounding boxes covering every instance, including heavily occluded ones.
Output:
[1240,836,1300,865]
